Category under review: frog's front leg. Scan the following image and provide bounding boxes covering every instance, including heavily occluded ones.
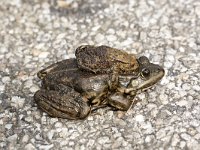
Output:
[107,92,136,111]
[34,84,91,119]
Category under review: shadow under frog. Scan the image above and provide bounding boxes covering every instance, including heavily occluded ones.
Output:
[34,56,164,120]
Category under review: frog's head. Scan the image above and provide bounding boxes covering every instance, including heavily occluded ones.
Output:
[126,56,165,94]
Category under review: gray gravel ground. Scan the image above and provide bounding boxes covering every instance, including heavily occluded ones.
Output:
[1,0,200,149]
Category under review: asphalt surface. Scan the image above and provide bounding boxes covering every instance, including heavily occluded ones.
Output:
[1,0,200,149]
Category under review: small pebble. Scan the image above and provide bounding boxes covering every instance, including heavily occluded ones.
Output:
[106,35,117,42]
[47,130,55,140]
[22,135,29,143]
[176,100,188,107]
[30,85,40,93]
[181,133,191,141]
[0,85,5,92]
[95,33,104,42]
[2,76,11,83]
[135,115,145,122]
[24,143,35,150]
[97,136,109,144]
[5,124,12,129]
[180,141,186,149]
[7,134,17,142]
[11,96,25,108]
[38,52,49,58]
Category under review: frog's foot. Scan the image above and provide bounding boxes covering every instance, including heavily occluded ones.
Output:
[34,85,91,120]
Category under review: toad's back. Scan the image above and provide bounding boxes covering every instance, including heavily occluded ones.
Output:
[75,45,139,74]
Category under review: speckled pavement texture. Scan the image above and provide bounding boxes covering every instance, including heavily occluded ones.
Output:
[1,0,200,149]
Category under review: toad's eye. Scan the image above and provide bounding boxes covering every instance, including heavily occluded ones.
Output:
[141,68,150,78]
[80,46,87,51]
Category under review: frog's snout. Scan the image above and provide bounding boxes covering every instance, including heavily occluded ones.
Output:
[157,66,165,78]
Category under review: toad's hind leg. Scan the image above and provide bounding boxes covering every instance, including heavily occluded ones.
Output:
[34,85,91,120]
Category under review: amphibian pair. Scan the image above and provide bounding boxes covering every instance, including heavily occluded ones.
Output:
[34,45,164,119]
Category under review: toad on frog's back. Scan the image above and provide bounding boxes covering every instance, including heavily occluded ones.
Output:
[75,45,139,74]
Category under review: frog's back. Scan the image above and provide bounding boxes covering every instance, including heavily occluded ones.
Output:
[41,68,91,89]
[41,64,109,93]
[37,58,78,79]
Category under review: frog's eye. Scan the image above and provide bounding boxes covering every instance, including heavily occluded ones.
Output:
[141,68,150,78]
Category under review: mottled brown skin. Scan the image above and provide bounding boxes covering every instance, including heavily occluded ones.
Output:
[35,59,108,119]
[34,57,165,120]
[34,85,90,119]
[75,45,139,74]
[37,59,78,80]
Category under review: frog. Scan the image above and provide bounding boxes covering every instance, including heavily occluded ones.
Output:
[75,45,139,74]
[34,56,165,120]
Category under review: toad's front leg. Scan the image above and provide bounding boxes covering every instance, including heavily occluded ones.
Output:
[34,84,91,120]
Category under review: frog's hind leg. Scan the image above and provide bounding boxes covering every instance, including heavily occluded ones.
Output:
[34,84,91,120]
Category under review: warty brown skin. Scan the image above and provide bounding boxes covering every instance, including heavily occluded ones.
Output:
[75,45,139,74]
